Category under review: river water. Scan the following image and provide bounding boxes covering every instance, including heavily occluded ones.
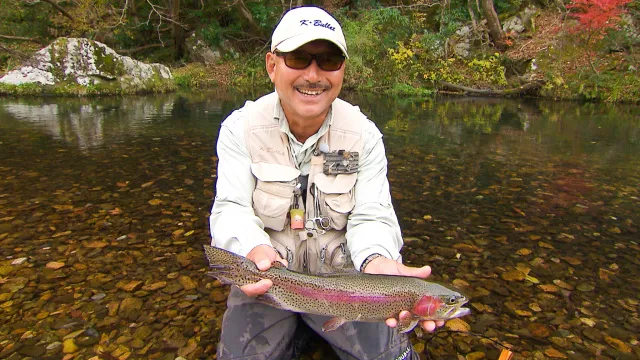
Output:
[0,92,638,359]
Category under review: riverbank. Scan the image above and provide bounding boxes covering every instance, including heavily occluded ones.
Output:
[1,9,638,103]
[170,10,639,103]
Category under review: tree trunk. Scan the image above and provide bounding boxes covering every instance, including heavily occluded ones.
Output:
[479,0,507,50]
[439,0,450,33]
[235,0,264,38]
[0,34,45,44]
[468,0,477,28]
[171,0,184,60]
[41,0,74,21]
[438,80,543,96]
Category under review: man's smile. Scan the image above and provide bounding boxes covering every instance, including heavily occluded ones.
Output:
[296,87,325,96]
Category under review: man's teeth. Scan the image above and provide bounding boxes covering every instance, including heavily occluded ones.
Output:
[298,88,324,95]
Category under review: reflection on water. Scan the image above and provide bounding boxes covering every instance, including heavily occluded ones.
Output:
[0,92,639,359]
[0,93,232,151]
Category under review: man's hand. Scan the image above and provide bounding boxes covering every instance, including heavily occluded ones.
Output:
[363,256,445,332]
[239,244,287,297]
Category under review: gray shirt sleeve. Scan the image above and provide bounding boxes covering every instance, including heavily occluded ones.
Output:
[208,109,271,256]
[346,120,403,270]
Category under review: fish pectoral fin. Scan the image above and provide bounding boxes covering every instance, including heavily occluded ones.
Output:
[255,293,297,312]
[255,293,286,308]
[397,316,420,334]
[322,317,347,332]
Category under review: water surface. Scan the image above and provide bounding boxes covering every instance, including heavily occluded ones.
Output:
[0,92,638,359]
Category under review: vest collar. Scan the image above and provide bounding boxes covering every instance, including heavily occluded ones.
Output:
[274,97,333,151]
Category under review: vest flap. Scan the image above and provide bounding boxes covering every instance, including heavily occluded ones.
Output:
[251,162,300,182]
[314,173,357,194]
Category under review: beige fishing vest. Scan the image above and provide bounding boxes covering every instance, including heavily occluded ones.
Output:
[244,92,365,273]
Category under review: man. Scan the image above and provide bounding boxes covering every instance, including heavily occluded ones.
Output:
[209,6,443,359]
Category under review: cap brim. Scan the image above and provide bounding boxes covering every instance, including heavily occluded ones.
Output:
[273,33,348,58]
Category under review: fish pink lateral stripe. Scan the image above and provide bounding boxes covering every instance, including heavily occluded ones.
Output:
[281,280,407,304]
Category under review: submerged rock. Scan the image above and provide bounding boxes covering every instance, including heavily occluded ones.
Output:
[0,38,173,95]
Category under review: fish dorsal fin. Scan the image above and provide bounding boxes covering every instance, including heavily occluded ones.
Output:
[256,293,282,308]
[270,261,286,269]
[316,263,359,275]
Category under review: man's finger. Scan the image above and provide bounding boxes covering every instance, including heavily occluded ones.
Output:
[385,317,398,328]
[256,258,272,271]
[398,264,431,279]
[398,310,411,320]
[420,320,437,332]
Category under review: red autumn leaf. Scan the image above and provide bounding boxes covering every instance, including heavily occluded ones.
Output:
[567,0,632,34]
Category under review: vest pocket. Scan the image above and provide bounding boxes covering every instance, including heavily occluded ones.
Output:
[325,236,352,270]
[307,232,353,273]
[314,173,357,231]
[251,163,300,231]
[266,229,298,269]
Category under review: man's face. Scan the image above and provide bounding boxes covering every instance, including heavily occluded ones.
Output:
[266,40,345,124]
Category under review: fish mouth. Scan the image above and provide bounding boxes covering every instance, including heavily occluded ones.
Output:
[448,307,471,319]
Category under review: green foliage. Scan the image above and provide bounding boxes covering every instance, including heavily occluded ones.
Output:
[539,52,640,103]
[0,0,53,70]
[338,8,414,90]
[419,32,447,59]
[388,33,507,88]
[0,0,286,64]
[602,13,640,52]
[245,2,275,30]
[438,0,471,36]
[201,22,225,47]
[0,74,175,97]
[494,0,524,16]
[575,70,640,102]
[1,1,638,103]
[369,7,412,47]
[423,58,467,84]
[229,57,271,91]
[173,64,218,89]
[467,54,508,85]
[566,0,634,74]
[534,9,640,103]
[388,83,436,99]
[0,0,54,40]
[0,83,44,96]
[388,40,417,69]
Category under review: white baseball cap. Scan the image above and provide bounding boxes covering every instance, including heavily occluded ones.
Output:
[271,6,348,58]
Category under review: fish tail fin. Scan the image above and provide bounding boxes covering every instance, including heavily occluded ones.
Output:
[203,245,261,286]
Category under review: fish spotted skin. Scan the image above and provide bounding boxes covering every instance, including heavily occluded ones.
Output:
[204,245,470,332]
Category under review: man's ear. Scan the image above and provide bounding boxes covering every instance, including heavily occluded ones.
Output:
[266,52,277,82]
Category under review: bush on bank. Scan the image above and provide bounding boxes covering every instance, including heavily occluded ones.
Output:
[171,6,638,103]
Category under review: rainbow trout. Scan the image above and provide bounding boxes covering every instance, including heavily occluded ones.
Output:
[204,245,470,333]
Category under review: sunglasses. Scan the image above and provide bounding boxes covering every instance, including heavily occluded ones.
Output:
[274,51,345,71]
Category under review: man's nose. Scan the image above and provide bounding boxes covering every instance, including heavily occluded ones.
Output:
[302,59,322,82]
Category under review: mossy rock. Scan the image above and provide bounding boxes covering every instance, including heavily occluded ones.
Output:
[0,38,175,96]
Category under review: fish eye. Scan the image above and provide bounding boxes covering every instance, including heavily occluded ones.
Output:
[446,295,458,304]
